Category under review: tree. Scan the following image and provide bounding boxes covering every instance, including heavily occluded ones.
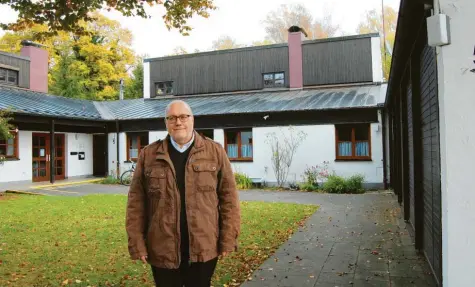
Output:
[124,61,144,99]
[0,110,13,165]
[252,39,273,46]
[357,6,398,80]
[263,4,340,43]
[0,13,137,101]
[169,46,188,56]
[0,0,216,38]
[212,35,242,50]
[265,126,307,188]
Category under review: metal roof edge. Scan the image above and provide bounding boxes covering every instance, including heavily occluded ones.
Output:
[302,33,380,45]
[0,51,30,61]
[144,43,289,63]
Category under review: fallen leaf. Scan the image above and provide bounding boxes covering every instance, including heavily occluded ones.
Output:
[75,280,82,283]
[62,279,69,286]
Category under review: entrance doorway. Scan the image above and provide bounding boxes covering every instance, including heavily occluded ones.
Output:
[93,134,107,177]
[32,133,66,182]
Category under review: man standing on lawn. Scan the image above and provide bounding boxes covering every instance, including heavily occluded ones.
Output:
[126,99,241,287]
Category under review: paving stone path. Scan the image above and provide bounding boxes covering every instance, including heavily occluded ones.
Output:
[239,190,437,287]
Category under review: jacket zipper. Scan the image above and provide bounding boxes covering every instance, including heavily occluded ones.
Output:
[184,154,194,265]
[161,157,181,268]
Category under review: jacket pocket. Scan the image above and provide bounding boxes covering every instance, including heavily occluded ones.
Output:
[192,162,218,192]
[147,168,167,197]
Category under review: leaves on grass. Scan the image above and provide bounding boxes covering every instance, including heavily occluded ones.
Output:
[0,196,317,287]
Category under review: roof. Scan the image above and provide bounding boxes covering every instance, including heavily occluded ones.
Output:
[0,85,102,120]
[0,83,386,121]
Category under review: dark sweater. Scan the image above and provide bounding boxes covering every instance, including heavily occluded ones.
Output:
[168,137,194,261]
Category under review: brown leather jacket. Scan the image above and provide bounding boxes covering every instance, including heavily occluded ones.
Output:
[125,131,240,269]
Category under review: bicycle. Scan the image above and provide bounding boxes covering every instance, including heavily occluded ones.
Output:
[120,162,136,186]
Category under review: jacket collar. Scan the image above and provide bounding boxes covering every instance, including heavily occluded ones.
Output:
[156,130,204,155]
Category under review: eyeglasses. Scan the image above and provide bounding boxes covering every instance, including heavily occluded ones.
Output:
[166,114,192,124]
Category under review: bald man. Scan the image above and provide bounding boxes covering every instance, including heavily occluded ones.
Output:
[126,100,241,287]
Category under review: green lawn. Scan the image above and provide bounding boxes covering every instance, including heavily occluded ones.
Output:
[0,193,318,287]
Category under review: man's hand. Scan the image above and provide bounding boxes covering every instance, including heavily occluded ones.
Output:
[140,255,148,264]
[219,252,229,258]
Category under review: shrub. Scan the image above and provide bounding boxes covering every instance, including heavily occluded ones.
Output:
[322,175,347,194]
[322,174,366,194]
[346,174,365,194]
[235,172,253,190]
[99,175,120,185]
[301,161,332,188]
[299,183,319,192]
[288,182,300,190]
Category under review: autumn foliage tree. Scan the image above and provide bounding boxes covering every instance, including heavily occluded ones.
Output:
[0,0,216,37]
[212,35,242,50]
[263,4,340,43]
[0,14,139,100]
[357,6,398,80]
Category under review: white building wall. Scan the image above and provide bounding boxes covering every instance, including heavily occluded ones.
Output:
[371,35,384,82]
[436,0,475,285]
[106,123,384,188]
[108,131,169,178]
[214,129,225,147]
[143,62,150,99]
[65,133,93,178]
[231,124,384,187]
[108,133,118,177]
[149,131,168,143]
[0,131,32,183]
[0,131,94,184]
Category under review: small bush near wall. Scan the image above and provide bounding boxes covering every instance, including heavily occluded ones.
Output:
[322,174,365,194]
[235,172,253,190]
[345,174,365,194]
[299,162,331,192]
[99,176,120,185]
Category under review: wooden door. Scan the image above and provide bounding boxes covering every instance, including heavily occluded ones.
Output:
[32,133,50,182]
[54,134,66,181]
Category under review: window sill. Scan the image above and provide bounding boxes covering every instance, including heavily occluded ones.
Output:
[229,158,253,163]
[124,160,136,163]
[335,158,372,162]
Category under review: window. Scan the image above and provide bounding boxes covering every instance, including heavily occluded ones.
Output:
[335,124,371,160]
[225,129,253,161]
[127,132,149,161]
[0,131,18,159]
[197,129,214,140]
[0,68,18,86]
[155,81,174,96]
[263,72,285,88]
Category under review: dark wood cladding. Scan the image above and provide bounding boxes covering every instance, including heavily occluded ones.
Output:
[302,37,373,86]
[0,52,30,89]
[149,46,289,96]
[407,83,415,227]
[420,41,442,282]
[119,109,379,132]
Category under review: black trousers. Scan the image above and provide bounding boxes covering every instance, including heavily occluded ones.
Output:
[151,257,218,287]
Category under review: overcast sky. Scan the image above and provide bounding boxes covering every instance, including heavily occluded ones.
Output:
[0,0,400,58]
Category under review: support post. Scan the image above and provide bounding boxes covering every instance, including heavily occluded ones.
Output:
[50,119,55,184]
[104,125,109,177]
[116,120,120,179]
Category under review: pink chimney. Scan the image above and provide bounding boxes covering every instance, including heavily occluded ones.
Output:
[20,40,48,93]
[288,26,307,89]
